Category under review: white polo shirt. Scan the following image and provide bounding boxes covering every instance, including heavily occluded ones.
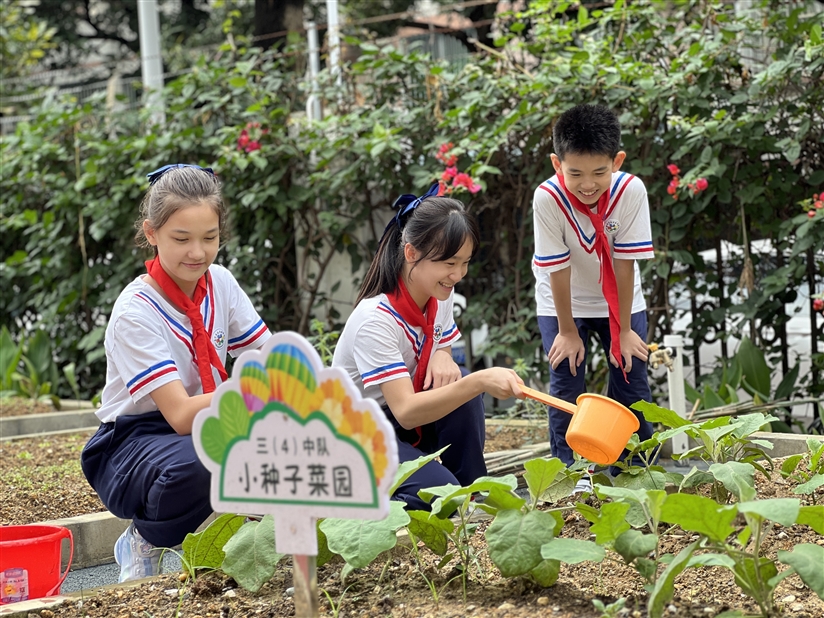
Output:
[96,264,271,422]
[332,292,461,407]
[532,172,655,317]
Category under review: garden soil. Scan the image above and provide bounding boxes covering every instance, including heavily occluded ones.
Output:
[2,425,823,618]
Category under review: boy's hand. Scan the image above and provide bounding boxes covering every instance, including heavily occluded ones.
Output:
[609,330,649,373]
[479,367,525,400]
[424,348,462,390]
[548,333,586,377]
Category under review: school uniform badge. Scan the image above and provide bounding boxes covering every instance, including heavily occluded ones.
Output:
[212,328,226,349]
[433,324,443,342]
[604,219,620,235]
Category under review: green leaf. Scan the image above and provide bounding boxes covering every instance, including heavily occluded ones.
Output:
[320,501,409,568]
[529,558,560,587]
[774,363,800,401]
[737,498,800,527]
[709,461,757,501]
[523,457,566,503]
[648,541,699,618]
[219,391,250,441]
[687,553,736,568]
[613,530,658,563]
[406,510,454,556]
[486,509,558,577]
[660,493,737,543]
[588,501,631,545]
[780,454,804,478]
[222,515,285,592]
[778,545,824,598]
[390,447,447,495]
[632,401,690,428]
[316,524,334,567]
[426,476,518,517]
[182,513,245,570]
[541,538,605,564]
[479,486,526,514]
[794,474,824,495]
[735,337,771,399]
[229,76,247,88]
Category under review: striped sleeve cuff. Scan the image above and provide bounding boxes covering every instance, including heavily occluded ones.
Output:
[613,241,654,259]
[362,362,409,387]
[227,320,269,353]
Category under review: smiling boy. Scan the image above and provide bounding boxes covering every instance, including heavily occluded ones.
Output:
[532,104,656,483]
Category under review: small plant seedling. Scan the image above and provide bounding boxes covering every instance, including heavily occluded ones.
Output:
[780,437,824,503]
[593,597,627,617]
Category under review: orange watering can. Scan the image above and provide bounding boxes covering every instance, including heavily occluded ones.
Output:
[520,386,640,465]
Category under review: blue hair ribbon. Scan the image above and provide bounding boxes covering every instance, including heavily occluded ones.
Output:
[147,164,215,186]
[379,182,440,242]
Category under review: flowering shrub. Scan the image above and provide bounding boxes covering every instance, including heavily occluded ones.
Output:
[665,163,707,199]
[237,121,268,153]
[436,143,481,195]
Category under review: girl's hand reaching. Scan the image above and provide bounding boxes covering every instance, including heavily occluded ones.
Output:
[424,348,462,389]
[478,367,525,400]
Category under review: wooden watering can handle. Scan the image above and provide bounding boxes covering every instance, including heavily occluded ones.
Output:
[520,386,577,415]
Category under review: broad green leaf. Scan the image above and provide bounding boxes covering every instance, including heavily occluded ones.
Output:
[732,556,778,600]
[735,337,771,400]
[778,545,824,598]
[780,454,804,478]
[479,486,526,514]
[529,558,560,587]
[541,538,605,564]
[632,401,691,428]
[320,501,409,568]
[613,530,658,563]
[709,462,757,501]
[182,514,245,570]
[773,363,800,401]
[588,501,631,545]
[796,505,824,534]
[426,476,518,517]
[406,510,454,556]
[390,447,447,495]
[219,391,250,441]
[680,467,715,490]
[660,493,737,543]
[222,515,285,592]
[523,457,566,503]
[614,470,667,491]
[794,474,824,495]
[486,509,558,577]
[0,326,22,390]
[316,524,334,567]
[737,498,800,527]
[731,412,777,439]
[648,541,699,618]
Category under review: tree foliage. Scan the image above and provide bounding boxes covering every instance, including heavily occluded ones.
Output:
[1,0,822,400]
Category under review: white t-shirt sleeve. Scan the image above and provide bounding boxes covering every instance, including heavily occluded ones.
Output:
[533,185,571,273]
[109,312,181,405]
[437,294,461,349]
[352,318,411,390]
[612,177,655,261]
[221,269,271,355]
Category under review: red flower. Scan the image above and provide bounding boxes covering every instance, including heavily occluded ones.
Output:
[809,210,817,218]
[695,178,709,192]
[667,184,677,195]
[667,164,680,176]
[437,181,447,196]
[245,141,261,153]
[669,178,680,189]
[814,298,824,312]
[454,172,473,188]
[438,142,453,155]
[442,166,458,179]
[237,130,250,150]
[815,200,823,209]
[444,155,458,167]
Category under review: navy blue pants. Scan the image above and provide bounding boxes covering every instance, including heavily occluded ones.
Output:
[81,411,213,548]
[385,369,487,511]
[538,312,655,467]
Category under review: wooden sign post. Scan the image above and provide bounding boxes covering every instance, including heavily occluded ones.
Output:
[192,332,399,616]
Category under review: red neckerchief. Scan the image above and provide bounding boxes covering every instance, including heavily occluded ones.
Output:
[557,174,627,382]
[386,277,439,447]
[145,257,228,393]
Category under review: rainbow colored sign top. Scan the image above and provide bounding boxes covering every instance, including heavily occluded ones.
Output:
[192,331,398,555]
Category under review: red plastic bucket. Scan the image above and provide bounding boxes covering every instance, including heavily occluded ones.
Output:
[0,525,73,603]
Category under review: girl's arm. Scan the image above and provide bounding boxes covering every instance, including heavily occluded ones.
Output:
[149,381,213,435]
[381,368,524,430]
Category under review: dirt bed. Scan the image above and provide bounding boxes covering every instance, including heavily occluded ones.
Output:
[0,398,55,417]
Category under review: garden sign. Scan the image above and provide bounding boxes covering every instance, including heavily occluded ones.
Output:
[192,331,398,614]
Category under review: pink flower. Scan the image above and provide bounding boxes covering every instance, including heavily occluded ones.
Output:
[695,178,709,191]
[437,181,447,196]
[245,141,261,153]
[442,166,458,179]
[444,155,458,167]
[669,178,680,189]
[814,298,824,312]
[809,210,817,218]
[438,142,453,155]
[469,183,482,194]
[454,173,472,188]
[815,200,823,209]
[667,184,677,196]
[667,164,680,176]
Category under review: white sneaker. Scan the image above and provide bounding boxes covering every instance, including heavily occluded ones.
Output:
[571,477,592,495]
[114,523,161,582]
